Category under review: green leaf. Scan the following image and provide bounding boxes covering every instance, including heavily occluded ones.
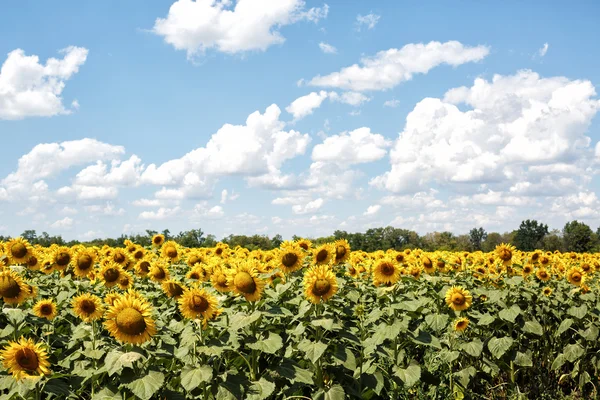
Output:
[91,387,121,400]
[394,364,421,387]
[43,378,71,396]
[124,371,164,400]
[180,366,213,392]
[424,314,448,331]
[513,352,533,367]
[332,347,356,371]
[298,340,328,363]
[104,350,124,376]
[118,352,145,369]
[0,324,14,339]
[278,359,314,385]
[498,305,521,323]
[311,318,335,331]
[247,332,283,354]
[564,344,585,362]
[580,325,599,341]
[476,313,495,326]
[324,384,345,400]
[487,337,514,359]
[461,339,483,357]
[557,319,574,336]
[4,308,26,325]
[454,366,476,387]
[229,311,262,331]
[523,320,543,336]
[439,350,460,363]
[411,330,442,349]
[247,378,276,400]
[568,304,588,319]
[551,354,566,370]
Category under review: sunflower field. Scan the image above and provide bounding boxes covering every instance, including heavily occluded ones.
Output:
[1,236,600,399]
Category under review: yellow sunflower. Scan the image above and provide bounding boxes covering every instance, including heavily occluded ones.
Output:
[25,252,41,271]
[5,238,33,265]
[110,248,131,268]
[228,261,265,302]
[117,271,134,290]
[444,286,473,312]
[162,280,186,298]
[149,262,170,283]
[99,262,124,288]
[372,258,401,285]
[295,238,313,251]
[73,249,97,277]
[566,266,584,286]
[422,256,435,274]
[542,287,553,297]
[104,295,157,345]
[151,234,165,247]
[135,258,153,277]
[333,239,351,265]
[32,299,58,321]
[186,251,205,267]
[104,293,122,307]
[535,268,551,282]
[312,244,335,266]
[495,243,516,266]
[210,266,231,293]
[277,242,304,274]
[1,337,50,380]
[51,246,73,270]
[0,269,29,304]
[303,264,338,304]
[186,265,206,282]
[178,286,219,321]
[161,241,181,263]
[453,317,469,332]
[72,293,104,322]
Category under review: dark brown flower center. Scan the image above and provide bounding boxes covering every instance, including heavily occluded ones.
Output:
[16,348,39,371]
[80,299,96,314]
[234,272,256,294]
[190,294,208,312]
[165,246,178,258]
[451,293,465,305]
[380,262,395,276]
[316,249,328,263]
[312,279,331,296]
[0,275,21,298]
[104,268,120,283]
[77,255,93,271]
[40,304,53,315]
[335,245,346,260]
[282,253,298,268]
[499,249,512,261]
[116,307,146,335]
[11,243,27,259]
[114,253,126,264]
[28,256,38,267]
[299,243,309,250]
[139,261,150,273]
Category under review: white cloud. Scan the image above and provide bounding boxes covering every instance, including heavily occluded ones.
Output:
[0,46,88,119]
[220,189,239,204]
[312,127,391,165]
[84,202,125,216]
[139,206,181,220]
[132,198,165,207]
[50,217,73,229]
[356,13,380,30]
[538,43,549,57]
[383,99,400,108]
[292,198,324,214]
[142,105,310,193]
[372,70,600,194]
[286,91,330,120]
[364,204,381,216]
[194,202,225,219]
[79,230,101,240]
[328,91,370,106]
[74,156,144,187]
[309,41,489,92]
[153,0,328,58]
[60,206,78,215]
[318,42,337,54]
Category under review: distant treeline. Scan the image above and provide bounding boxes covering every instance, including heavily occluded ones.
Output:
[1,219,599,253]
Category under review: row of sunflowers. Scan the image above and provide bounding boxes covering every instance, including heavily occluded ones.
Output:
[0,235,599,399]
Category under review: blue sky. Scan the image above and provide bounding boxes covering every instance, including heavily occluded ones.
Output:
[1,0,599,241]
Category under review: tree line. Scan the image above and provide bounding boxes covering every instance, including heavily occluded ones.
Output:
[0,219,599,253]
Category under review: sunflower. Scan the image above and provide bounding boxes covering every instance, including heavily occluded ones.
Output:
[72,293,104,322]
[186,265,206,282]
[495,243,516,266]
[542,287,553,297]
[186,251,205,267]
[104,295,156,345]
[444,286,473,312]
[73,249,96,277]
[110,248,131,268]
[131,247,146,262]
[214,243,229,258]
[32,299,58,321]
[99,262,124,288]
[104,293,121,307]
[5,238,33,265]
[277,242,304,274]
[51,246,73,270]
[372,258,401,285]
[453,317,469,332]
[535,268,551,282]
[333,239,351,265]
[26,252,41,271]
[135,258,153,277]
[0,269,29,304]
[295,238,313,251]
[149,262,170,283]
[312,244,334,266]
[422,256,435,274]
[1,337,50,380]
[566,266,584,286]
[346,265,360,279]
[211,266,231,293]
[118,271,134,290]
[178,286,219,321]
[161,241,181,263]
[152,234,165,247]
[303,264,338,304]
[228,261,265,302]
[162,280,186,298]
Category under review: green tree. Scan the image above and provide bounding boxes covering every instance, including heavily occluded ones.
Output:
[563,220,594,252]
[513,220,548,251]
[468,227,487,251]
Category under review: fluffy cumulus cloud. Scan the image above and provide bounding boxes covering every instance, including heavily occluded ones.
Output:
[356,13,380,31]
[292,198,324,214]
[139,206,181,220]
[0,46,88,119]
[372,70,600,194]
[318,42,337,54]
[364,204,381,216]
[153,0,328,58]
[142,105,310,192]
[309,41,489,91]
[286,91,370,120]
[312,127,391,165]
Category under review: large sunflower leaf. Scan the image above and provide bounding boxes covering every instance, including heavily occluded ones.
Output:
[180,365,213,392]
[487,337,514,359]
[124,370,164,400]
